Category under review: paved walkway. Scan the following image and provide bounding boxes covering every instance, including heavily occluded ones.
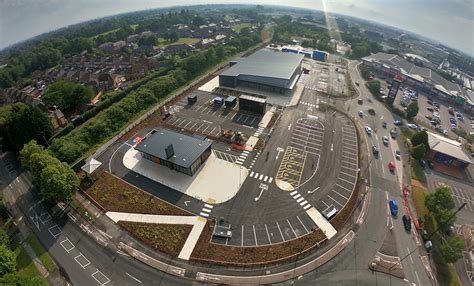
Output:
[198,76,219,92]
[106,211,207,260]
[123,148,248,203]
[306,207,337,239]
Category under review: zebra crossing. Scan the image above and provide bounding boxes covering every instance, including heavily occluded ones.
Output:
[249,151,261,169]
[249,171,273,183]
[300,101,318,108]
[235,150,250,165]
[254,126,265,137]
[199,204,214,218]
[290,190,312,210]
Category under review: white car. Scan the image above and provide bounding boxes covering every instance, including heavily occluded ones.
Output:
[407,123,418,129]
[365,126,373,135]
[395,150,401,160]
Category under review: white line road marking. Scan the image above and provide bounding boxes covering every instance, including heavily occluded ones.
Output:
[204,204,213,209]
[290,191,298,196]
[328,195,343,207]
[126,273,142,284]
[303,204,311,210]
[293,194,301,199]
[91,269,111,285]
[333,189,349,200]
[296,216,309,233]
[300,200,308,206]
[202,208,211,213]
[199,212,209,217]
[259,174,264,180]
[296,197,304,203]
[385,191,389,201]
[268,177,273,183]
[48,225,62,238]
[287,219,298,238]
[241,225,244,247]
[253,225,258,246]
[415,271,421,286]
[67,212,77,222]
[74,253,91,269]
[264,224,272,244]
[338,177,355,185]
[321,200,329,208]
[250,171,255,177]
[408,247,414,264]
[60,238,75,253]
[276,221,285,241]
[264,176,268,182]
[336,183,353,193]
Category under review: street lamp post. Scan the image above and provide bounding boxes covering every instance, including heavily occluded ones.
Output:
[389,202,467,271]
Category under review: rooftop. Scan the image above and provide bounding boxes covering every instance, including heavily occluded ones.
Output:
[426,131,472,164]
[135,128,213,168]
[221,50,304,81]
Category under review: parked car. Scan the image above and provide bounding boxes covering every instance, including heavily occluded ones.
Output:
[394,120,403,126]
[389,199,398,216]
[388,161,396,172]
[382,121,387,129]
[402,215,412,231]
[433,102,440,108]
[427,100,433,105]
[355,82,360,86]
[427,160,435,169]
[365,126,373,135]
[426,107,434,112]
[390,128,397,139]
[383,136,389,146]
[358,110,364,117]
[395,150,401,160]
[407,123,418,129]
[420,229,429,241]
[424,240,433,252]
[419,159,427,168]
[358,98,363,104]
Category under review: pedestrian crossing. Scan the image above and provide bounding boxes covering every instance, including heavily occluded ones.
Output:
[199,203,213,218]
[300,101,318,108]
[254,126,265,137]
[235,150,250,165]
[290,190,312,210]
[249,151,261,169]
[249,171,273,183]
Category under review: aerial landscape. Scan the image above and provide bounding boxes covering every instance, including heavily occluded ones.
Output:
[0,1,473,285]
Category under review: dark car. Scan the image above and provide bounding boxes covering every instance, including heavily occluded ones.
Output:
[419,159,426,168]
[394,120,403,126]
[382,121,387,129]
[427,160,435,169]
[358,98,363,104]
[390,128,397,139]
[372,145,379,157]
[402,215,412,231]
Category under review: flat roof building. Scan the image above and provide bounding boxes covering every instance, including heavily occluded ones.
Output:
[135,128,212,176]
[219,50,304,95]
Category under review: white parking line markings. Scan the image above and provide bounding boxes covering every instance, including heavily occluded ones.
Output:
[60,238,75,253]
[74,252,91,269]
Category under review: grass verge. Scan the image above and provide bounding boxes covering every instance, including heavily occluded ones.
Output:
[13,245,49,285]
[84,172,191,216]
[118,222,192,257]
[27,235,57,273]
[411,161,427,183]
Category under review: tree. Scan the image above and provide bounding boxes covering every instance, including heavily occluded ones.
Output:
[425,185,456,232]
[410,144,426,160]
[20,140,45,170]
[406,102,419,119]
[359,64,371,80]
[192,16,206,27]
[366,80,380,96]
[42,80,94,114]
[40,162,79,203]
[0,229,8,246]
[439,236,465,263]
[0,273,46,285]
[0,244,15,276]
[411,131,429,151]
[6,103,53,151]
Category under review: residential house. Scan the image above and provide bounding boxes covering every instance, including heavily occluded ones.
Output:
[164,43,193,55]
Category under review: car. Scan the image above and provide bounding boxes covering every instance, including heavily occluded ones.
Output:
[407,123,418,129]
[424,240,433,252]
[382,121,387,129]
[402,215,412,231]
[358,110,364,117]
[442,129,448,136]
[457,116,464,122]
[383,136,389,146]
[395,149,401,160]
[433,102,440,108]
[427,100,433,105]
[372,145,379,157]
[448,109,455,115]
[388,161,396,172]
[449,117,457,124]
[433,111,440,118]
[389,199,398,216]
[426,107,434,112]
[419,159,427,168]
[420,229,429,241]
[427,160,435,169]
[358,98,363,104]
[394,120,403,126]
[355,82,360,86]
[365,126,373,135]
[390,128,397,139]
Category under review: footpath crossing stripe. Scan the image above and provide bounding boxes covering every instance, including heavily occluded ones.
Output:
[290,191,298,196]
[199,212,209,217]
[250,171,255,177]
[204,204,213,209]
[268,177,273,183]
[303,204,311,210]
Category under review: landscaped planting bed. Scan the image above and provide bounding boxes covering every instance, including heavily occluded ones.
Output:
[84,172,191,216]
[119,222,192,257]
[191,222,326,266]
[331,179,361,231]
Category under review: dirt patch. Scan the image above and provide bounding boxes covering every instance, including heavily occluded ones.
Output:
[119,222,192,257]
[411,179,427,191]
[83,172,191,216]
[191,221,327,266]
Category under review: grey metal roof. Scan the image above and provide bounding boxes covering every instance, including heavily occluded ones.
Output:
[427,131,472,164]
[220,50,304,80]
[135,128,212,168]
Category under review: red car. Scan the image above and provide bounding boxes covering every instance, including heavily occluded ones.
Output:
[388,161,396,172]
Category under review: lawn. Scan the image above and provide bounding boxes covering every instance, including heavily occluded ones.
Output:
[91,28,120,39]
[412,186,428,217]
[411,160,427,183]
[119,222,192,257]
[232,23,251,33]
[157,37,200,48]
[14,245,49,286]
[27,235,57,273]
[130,24,139,30]
[85,172,191,216]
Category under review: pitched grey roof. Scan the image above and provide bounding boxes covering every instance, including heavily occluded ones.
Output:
[427,131,472,163]
[134,128,212,168]
[221,50,304,80]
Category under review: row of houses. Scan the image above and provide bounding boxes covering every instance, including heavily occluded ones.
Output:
[362,53,474,112]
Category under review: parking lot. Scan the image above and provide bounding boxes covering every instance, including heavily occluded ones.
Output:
[316,120,358,213]
[432,179,474,222]
[303,61,349,96]
[211,214,318,246]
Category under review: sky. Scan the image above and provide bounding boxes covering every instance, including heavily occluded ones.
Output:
[0,0,473,55]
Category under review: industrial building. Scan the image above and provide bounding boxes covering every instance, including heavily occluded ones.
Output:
[135,128,212,176]
[362,53,473,111]
[219,50,304,95]
[426,131,472,169]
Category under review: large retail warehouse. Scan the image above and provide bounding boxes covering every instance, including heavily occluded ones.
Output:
[219,50,304,95]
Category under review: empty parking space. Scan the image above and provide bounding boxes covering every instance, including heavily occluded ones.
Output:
[48,224,62,238]
[91,269,111,286]
[74,252,91,269]
[451,186,474,212]
[289,118,324,155]
[60,238,75,253]
[166,116,221,137]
